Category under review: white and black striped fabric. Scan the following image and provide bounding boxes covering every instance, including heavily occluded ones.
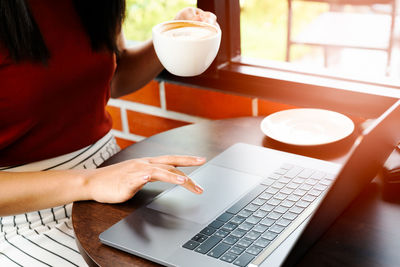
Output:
[0,132,120,266]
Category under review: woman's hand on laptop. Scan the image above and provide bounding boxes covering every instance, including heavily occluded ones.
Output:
[83,155,206,204]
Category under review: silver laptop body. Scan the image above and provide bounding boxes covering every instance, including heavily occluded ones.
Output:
[100,100,400,267]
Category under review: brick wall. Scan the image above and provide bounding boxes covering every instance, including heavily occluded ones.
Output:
[107,80,295,149]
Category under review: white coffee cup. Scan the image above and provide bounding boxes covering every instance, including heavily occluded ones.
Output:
[152,20,221,77]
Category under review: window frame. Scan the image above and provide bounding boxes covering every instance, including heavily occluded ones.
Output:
[157,0,399,118]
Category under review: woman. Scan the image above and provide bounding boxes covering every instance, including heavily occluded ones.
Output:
[0,1,217,266]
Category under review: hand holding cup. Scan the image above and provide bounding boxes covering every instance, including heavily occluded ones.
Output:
[174,7,218,26]
[152,8,221,77]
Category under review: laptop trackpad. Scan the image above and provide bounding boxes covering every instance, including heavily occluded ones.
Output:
[146,164,263,225]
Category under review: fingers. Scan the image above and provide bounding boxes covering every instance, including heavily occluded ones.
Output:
[175,7,217,26]
[181,176,204,194]
[150,163,185,175]
[147,167,187,184]
[200,11,217,25]
[146,155,206,167]
[143,165,203,194]
[122,156,206,195]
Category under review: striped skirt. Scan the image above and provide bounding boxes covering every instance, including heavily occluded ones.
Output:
[0,132,120,266]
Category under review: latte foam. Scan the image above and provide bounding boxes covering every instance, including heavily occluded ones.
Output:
[162,26,215,40]
[160,21,217,40]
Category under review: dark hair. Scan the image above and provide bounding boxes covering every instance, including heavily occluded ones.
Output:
[0,0,125,63]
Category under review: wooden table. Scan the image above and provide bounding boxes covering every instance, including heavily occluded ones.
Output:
[72,117,400,267]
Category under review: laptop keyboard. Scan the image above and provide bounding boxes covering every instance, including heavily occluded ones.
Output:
[182,164,335,266]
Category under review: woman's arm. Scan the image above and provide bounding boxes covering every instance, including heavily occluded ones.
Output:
[110,33,163,98]
[0,169,88,216]
[0,155,205,216]
[110,7,218,98]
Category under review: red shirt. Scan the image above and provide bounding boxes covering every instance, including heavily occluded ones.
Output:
[0,0,116,166]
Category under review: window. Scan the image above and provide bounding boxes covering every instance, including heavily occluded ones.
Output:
[240,0,397,80]
[155,0,400,118]
[126,0,400,118]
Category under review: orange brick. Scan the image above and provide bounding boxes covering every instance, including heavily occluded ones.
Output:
[115,137,135,150]
[120,80,160,107]
[106,105,123,131]
[258,99,296,116]
[126,110,190,137]
[165,83,253,119]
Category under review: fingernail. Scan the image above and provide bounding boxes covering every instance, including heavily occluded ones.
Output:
[143,175,151,181]
[196,157,206,162]
[177,176,187,183]
[195,184,203,193]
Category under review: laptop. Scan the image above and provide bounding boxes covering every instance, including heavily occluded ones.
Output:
[100,99,400,267]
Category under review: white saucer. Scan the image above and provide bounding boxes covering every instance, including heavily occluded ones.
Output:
[260,108,355,146]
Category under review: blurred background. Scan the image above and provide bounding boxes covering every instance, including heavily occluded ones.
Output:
[124,0,400,81]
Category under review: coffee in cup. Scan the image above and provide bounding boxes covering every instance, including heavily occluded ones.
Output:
[159,21,218,40]
[152,20,221,77]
